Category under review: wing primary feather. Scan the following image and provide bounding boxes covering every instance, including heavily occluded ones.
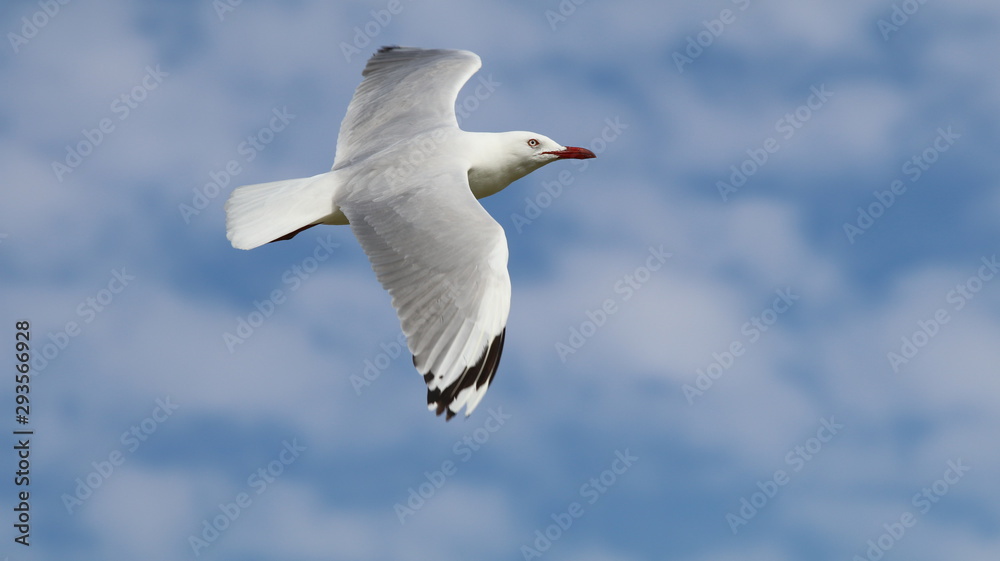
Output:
[337,139,510,421]
[426,328,506,420]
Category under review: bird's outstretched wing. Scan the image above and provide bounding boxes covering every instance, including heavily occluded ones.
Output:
[333,47,481,170]
[338,162,510,419]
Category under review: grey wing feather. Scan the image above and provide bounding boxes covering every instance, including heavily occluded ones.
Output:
[338,166,510,419]
[333,47,481,169]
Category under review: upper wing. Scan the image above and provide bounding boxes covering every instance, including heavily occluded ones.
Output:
[332,47,481,170]
[338,164,510,419]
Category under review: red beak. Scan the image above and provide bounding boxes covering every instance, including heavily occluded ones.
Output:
[542,146,596,160]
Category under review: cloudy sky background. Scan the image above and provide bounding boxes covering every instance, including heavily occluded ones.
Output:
[2,0,999,559]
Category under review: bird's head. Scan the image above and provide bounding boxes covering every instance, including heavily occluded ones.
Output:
[466,131,596,199]
[509,131,596,166]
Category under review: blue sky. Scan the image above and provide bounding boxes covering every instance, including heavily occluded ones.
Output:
[3,1,1000,560]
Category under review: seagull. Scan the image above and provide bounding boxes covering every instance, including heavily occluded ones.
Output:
[225,47,595,420]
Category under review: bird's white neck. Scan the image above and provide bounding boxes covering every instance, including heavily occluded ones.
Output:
[464,132,545,200]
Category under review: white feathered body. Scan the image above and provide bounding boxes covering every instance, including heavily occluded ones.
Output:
[223,47,594,419]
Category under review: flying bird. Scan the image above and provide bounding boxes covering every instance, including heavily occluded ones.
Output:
[225,47,595,419]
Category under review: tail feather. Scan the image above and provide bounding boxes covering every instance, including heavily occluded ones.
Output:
[225,172,344,250]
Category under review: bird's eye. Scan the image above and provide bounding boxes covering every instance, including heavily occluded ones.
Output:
[527,138,540,148]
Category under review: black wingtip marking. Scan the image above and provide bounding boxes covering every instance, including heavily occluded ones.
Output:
[424,328,506,421]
